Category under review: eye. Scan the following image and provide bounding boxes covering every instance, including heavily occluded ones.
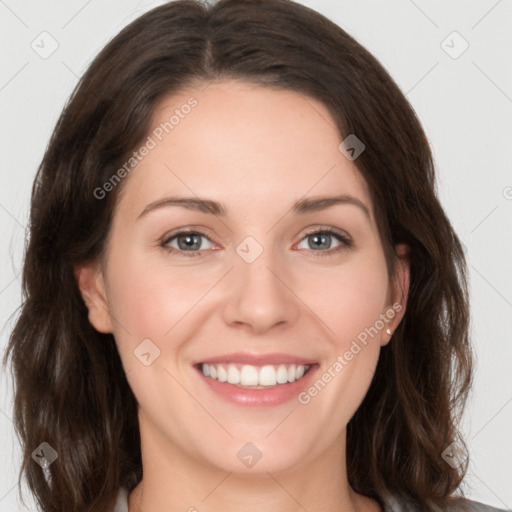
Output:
[160,227,352,258]
[296,228,352,256]
[161,230,215,257]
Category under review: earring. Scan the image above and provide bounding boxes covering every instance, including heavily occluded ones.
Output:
[386,328,392,336]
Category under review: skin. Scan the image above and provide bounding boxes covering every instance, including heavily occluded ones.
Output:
[76,79,410,512]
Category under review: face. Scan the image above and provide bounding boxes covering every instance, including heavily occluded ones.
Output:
[77,79,409,475]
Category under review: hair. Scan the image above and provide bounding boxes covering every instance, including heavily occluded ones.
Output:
[3,0,474,511]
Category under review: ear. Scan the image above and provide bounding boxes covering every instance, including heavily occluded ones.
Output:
[381,243,410,346]
[74,262,113,334]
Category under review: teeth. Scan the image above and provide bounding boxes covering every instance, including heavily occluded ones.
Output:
[217,365,228,382]
[227,365,240,384]
[200,363,311,387]
[240,365,259,385]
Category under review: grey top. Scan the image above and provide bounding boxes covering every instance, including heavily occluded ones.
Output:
[113,486,510,512]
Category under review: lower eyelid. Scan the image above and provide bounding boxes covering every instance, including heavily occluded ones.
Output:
[161,229,351,255]
[296,231,351,253]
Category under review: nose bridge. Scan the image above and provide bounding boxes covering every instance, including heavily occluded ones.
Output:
[223,235,299,332]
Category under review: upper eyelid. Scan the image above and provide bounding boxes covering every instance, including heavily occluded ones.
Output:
[161,228,216,245]
[162,226,351,248]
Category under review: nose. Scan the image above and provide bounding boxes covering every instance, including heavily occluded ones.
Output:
[222,245,301,334]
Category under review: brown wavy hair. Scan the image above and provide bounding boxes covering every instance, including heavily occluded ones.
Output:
[3,0,473,510]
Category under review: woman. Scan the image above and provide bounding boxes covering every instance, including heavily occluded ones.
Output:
[3,1,509,511]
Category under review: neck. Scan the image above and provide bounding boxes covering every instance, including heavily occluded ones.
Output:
[128,414,382,512]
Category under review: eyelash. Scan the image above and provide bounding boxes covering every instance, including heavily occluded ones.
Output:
[160,227,352,258]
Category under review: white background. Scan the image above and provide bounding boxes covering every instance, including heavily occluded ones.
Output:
[0,0,511,510]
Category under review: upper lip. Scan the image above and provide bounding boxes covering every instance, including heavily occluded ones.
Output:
[192,352,317,366]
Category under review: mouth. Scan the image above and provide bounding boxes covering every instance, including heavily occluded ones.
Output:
[193,362,315,389]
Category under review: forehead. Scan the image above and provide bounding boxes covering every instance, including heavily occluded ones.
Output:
[116,79,373,221]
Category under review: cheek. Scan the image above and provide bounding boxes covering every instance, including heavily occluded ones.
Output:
[106,245,215,338]
[294,261,388,425]
[297,255,390,345]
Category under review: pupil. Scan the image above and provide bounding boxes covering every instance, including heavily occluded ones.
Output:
[179,234,200,250]
[311,233,330,249]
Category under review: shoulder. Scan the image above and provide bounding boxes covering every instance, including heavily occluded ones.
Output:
[113,486,129,512]
[452,499,511,512]
[381,494,510,512]
[112,488,510,512]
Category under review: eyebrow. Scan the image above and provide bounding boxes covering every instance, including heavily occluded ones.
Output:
[137,194,372,222]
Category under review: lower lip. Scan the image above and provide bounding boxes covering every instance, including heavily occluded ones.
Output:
[194,364,319,407]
